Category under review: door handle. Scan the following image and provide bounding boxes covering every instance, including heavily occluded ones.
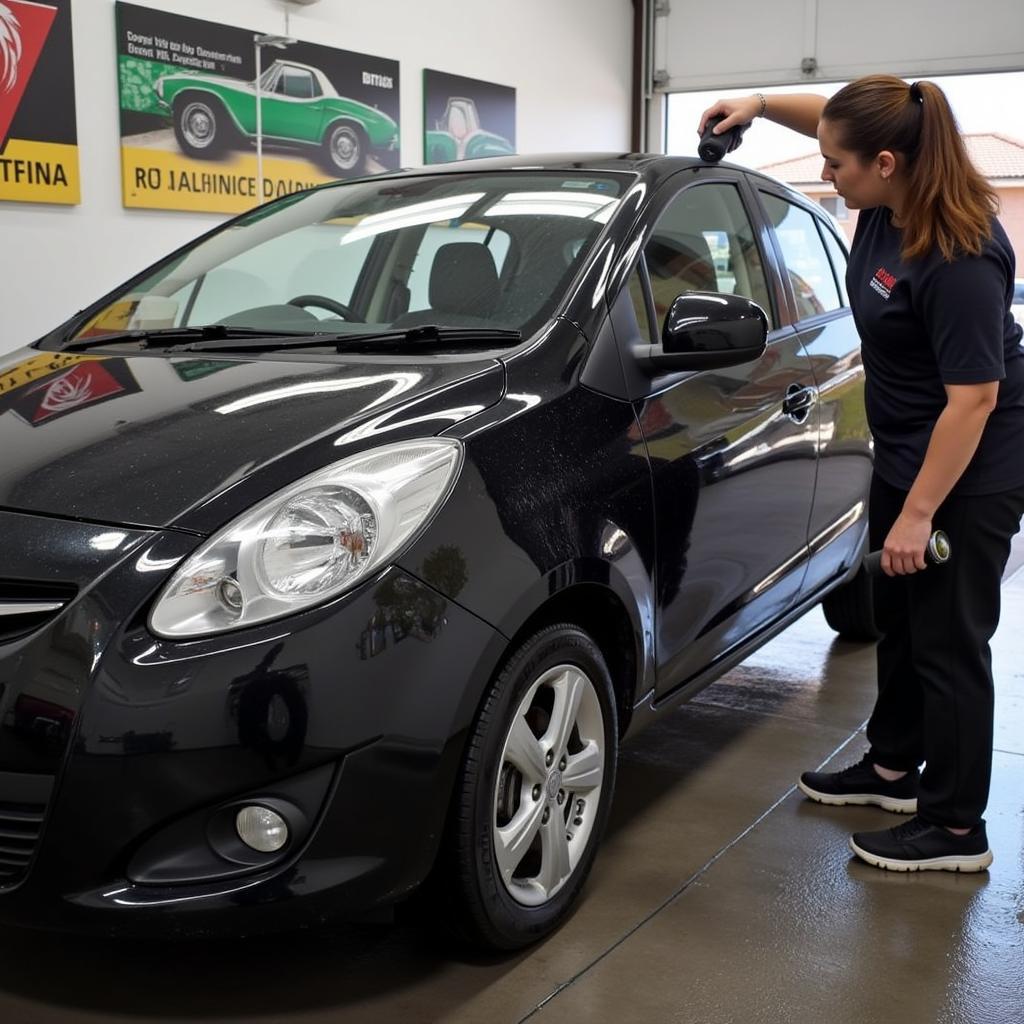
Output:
[782,383,816,422]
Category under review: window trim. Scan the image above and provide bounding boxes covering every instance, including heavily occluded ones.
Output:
[813,216,849,309]
[636,255,658,344]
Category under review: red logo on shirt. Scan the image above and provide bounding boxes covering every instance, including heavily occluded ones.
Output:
[869,266,896,300]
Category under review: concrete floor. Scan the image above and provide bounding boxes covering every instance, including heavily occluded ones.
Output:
[1,550,1022,1024]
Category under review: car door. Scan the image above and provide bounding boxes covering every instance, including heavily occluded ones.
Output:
[261,65,323,142]
[757,187,872,592]
[617,174,820,699]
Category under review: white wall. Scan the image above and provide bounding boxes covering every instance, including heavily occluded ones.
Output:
[0,0,632,352]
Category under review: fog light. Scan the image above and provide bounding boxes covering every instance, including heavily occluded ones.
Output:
[235,805,289,853]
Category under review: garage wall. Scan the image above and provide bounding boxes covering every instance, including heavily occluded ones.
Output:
[0,0,632,353]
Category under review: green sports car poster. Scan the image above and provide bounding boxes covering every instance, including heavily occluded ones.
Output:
[0,0,80,205]
[116,2,400,213]
[423,69,514,165]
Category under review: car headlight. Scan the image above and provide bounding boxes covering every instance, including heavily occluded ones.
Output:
[149,439,463,639]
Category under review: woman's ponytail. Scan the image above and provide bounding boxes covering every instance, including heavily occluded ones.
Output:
[824,76,997,261]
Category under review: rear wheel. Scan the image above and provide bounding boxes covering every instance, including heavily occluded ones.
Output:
[822,568,879,642]
[322,122,366,177]
[445,624,618,949]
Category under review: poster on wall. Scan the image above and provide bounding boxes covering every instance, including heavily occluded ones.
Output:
[115,2,400,214]
[423,69,514,165]
[0,0,80,205]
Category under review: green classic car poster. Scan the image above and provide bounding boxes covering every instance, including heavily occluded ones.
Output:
[423,69,514,165]
[0,0,79,205]
[116,2,400,214]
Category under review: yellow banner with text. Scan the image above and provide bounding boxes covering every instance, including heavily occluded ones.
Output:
[120,145,338,214]
[0,139,81,205]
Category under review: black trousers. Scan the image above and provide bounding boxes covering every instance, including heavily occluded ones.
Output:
[866,473,1024,828]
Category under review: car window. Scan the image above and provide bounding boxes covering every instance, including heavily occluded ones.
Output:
[645,183,774,330]
[258,65,280,91]
[279,67,318,99]
[760,193,841,320]
[818,223,849,306]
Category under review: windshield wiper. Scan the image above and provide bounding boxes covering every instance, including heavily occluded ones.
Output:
[165,325,523,354]
[61,325,311,352]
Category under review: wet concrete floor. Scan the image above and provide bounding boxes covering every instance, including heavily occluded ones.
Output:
[1,552,1022,1024]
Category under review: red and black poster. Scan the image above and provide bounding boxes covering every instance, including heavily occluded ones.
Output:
[0,0,79,204]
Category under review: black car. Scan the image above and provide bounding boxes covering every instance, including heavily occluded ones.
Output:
[0,154,873,949]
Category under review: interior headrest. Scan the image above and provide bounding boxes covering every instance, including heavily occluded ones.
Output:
[429,242,500,316]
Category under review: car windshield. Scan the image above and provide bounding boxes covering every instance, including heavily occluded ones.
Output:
[69,171,631,345]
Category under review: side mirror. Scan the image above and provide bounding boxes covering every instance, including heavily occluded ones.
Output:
[634,291,768,373]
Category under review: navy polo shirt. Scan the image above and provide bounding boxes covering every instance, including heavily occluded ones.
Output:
[847,206,1024,495]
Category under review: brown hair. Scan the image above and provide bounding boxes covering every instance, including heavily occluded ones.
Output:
[823,75,997,261]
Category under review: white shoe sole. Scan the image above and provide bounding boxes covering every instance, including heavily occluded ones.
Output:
[849,836,993,872]
[797,779,917,814]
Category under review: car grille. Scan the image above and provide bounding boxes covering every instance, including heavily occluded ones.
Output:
[0,773,54,887]
[0,579,77,645]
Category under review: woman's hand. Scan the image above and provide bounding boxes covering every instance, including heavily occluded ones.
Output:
[698,95,761,136]
[881,512,932,576]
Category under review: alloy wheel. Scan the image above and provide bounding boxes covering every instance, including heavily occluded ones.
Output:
[491,663,606,907]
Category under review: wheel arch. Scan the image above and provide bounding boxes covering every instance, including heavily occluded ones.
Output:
[463,541,655,742]
[322,116,368,146]
[503,579,642,739]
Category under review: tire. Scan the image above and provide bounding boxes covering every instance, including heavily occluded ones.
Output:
[444,624,618,950]
[322,121,366,177]
[173,96,231,159]
[821,568,880,642]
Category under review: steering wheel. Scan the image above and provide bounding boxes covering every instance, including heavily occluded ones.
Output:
[286,294,364,322]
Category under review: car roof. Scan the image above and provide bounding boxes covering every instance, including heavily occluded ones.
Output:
[346,152,800,195]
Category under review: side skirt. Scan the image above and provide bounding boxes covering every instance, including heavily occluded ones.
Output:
[631,550,864,730]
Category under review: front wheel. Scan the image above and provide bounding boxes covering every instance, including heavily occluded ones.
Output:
[445,624,618,949]
[173,97,230,159]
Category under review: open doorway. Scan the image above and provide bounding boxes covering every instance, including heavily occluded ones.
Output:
[664,71,1024,269]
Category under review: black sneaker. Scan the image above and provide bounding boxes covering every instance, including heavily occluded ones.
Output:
[798,754,918,813]
[850,816,992,872]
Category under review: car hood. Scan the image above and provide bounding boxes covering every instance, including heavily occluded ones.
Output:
[0,348,504,532]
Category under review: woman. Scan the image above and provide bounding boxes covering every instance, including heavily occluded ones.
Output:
[700,77,1024,872]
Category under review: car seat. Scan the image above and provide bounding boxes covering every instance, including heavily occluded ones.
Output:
[392,242,500,329]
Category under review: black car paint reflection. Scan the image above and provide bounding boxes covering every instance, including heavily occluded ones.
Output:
[0,154,871,939]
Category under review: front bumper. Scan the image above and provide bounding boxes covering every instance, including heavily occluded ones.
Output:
[0,511,504,935]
